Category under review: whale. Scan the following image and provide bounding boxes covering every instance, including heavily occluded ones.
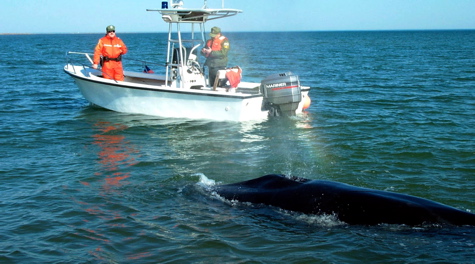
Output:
[213,174,475,226]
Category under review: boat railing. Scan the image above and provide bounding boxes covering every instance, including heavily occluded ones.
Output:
[67,51,94,64]
[65,51,95,76]
[66,51,167,78]
[65,52,120,82]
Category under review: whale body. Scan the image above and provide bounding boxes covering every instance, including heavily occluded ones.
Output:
[214,174,475,226]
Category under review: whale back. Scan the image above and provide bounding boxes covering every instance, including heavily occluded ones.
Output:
[214,174,475,226]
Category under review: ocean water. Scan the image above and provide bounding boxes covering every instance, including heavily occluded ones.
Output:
[1,30,475,263]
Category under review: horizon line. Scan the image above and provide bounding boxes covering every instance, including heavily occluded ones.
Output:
[2,28,475,35]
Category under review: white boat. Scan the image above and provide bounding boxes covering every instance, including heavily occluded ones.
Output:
[64,0,311,122]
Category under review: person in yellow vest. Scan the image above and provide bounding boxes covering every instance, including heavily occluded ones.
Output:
[201,27,230,86]
[92,25,128,81]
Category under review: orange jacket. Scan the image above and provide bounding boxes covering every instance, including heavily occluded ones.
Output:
[93,35,127,64]
[204,35,229,67]
[206,35,228,51]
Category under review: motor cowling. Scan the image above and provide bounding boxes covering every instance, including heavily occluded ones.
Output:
[261,72,302,116]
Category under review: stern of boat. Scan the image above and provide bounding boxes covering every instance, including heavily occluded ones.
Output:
[260,72,306,116]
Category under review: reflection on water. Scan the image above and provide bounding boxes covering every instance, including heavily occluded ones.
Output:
[72,120,147,261]
[73,109,322,185]
[91,121,139,188]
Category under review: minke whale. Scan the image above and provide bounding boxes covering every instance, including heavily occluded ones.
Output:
[214,174,475,226]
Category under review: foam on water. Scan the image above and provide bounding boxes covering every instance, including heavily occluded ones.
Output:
[196,173,217,187]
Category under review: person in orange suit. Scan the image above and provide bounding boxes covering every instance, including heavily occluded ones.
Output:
[92,25,128,81]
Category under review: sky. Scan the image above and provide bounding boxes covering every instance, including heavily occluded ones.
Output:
[1,0,474,34]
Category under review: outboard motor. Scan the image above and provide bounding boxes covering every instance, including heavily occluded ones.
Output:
[261,72,302,116]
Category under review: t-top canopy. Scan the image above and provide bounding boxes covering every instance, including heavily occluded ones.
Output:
[147,8,242,23]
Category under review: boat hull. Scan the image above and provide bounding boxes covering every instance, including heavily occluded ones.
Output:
[65,65,306,121]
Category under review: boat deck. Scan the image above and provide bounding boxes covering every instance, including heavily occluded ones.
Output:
[124,75,167,86]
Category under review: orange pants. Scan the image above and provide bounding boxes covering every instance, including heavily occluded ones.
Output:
[102,61,124,81]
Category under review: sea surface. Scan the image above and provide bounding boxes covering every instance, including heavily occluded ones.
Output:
[1,30,475,263]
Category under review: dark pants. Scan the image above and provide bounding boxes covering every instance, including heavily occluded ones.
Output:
[208,66,226,87]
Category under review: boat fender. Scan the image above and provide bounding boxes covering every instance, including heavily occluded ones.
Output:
[302,95,311,110]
